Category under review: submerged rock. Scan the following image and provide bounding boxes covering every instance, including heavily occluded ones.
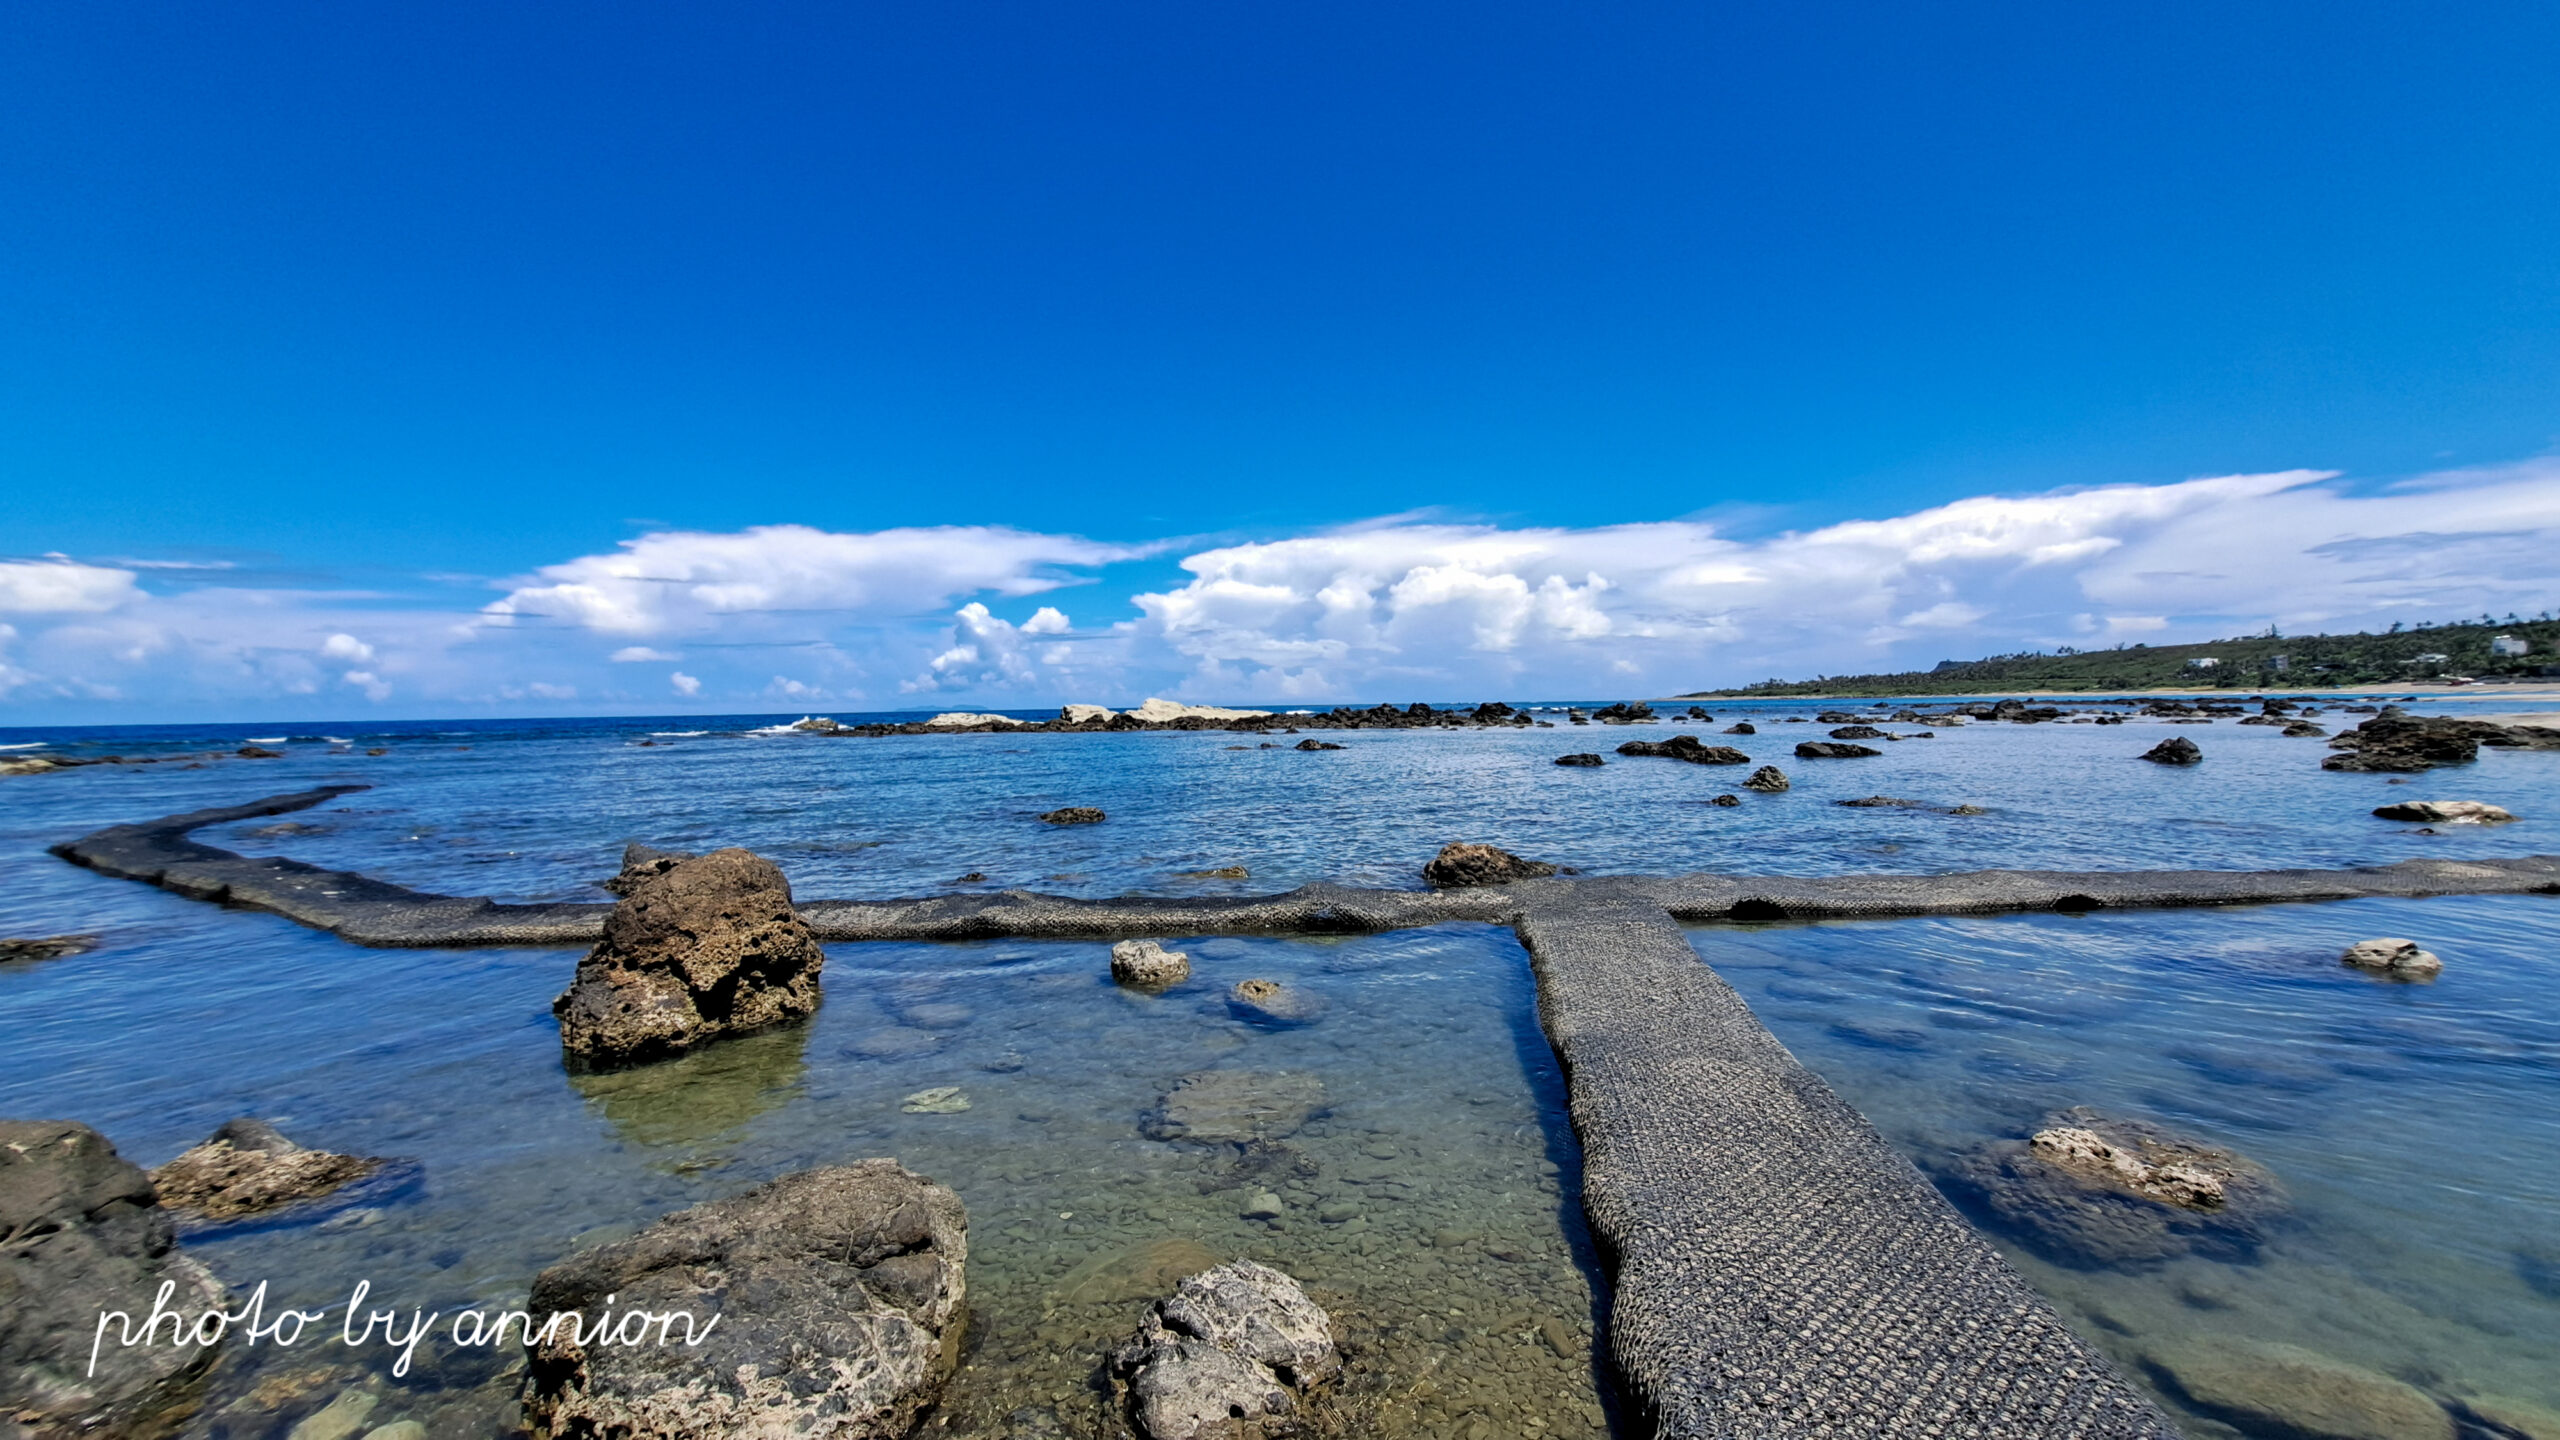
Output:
[149,1118,384,1222]
[1708,794,1741,807]
[0,933,99,965]
[1939,1108,2281,1267]
[1058,1238,1225,1306]
[1552,753,1604,767]
[522,1160,967,1440]
[1836,795,1922,808]
[1111,939,1192,989]
[1421,842,1557,887]
[1794,741,1882,759]
[553,848,826,1070]
[1741,765,1791,792]
[1038,806,1107,825]
[2341,938,2443,979]
[2139,736,2203,765]
[1292,739,1344,751]
[1615,735,1750,764]
[0,1119,225,1438]
[2371,800,2516,824]
[2142,1339,2454,1440]
[1228,978,1327,1026]
[1143,1071,1326,1143]
[1109,1261,1339,1440]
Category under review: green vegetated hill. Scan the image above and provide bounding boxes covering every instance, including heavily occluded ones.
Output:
[1688,616,2560,698]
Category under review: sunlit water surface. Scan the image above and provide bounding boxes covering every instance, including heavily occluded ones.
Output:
[3,701,2555,1437]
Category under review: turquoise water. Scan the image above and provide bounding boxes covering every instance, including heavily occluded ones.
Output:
[4,702,2556,1436]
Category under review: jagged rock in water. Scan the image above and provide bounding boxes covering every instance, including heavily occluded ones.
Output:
[601,843,696,897]
[2140,1339,2455,1440]
[148,1118,383,1222]
[1228,978,1327,1026]
[1038,806,1107,825]
[2283,721,2328,737]
[1795,741,1883,759]
[1109,1261,1339,1440]
[1741,765,1791,792]
[2139,736,2203,765]
[1708,794,1741,806]
[1111,939,1192,989]
[521,1160,967,1440]
[1292,739,1344,751]
[1143,1071,1326,1144]
[1615,734,1750,764]
[553,848,825,1070]
[1421,842,1557,888]
[1722,721,1756,734]
[2317,712,2560,772]
[1938,1108,2280,1267]
[2340,937,2442,979]
[2371,800,2515,825]
[0,1120,225,1438]
[1828,725,1888,740]
[1552,753,1604,767]
[1591,701,1655,724]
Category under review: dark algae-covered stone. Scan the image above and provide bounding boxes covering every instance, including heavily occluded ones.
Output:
[2139,736,2203,765]
[0,1120,225,1439]
[1421,842,1557,887]
[1615,735,1750,764]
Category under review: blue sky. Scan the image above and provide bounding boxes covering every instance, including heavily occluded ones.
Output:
[4,3,2557,719]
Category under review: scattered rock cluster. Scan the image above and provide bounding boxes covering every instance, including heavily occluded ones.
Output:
[2323,710,2560,772]
[1615,735,1750,764]
[554,847,826,1070]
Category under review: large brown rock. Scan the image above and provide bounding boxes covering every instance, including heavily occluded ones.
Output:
[0,1120,225,1439]
[521,1160,966,1440]
[554,848,825,1070]
[1421,842,1556,888]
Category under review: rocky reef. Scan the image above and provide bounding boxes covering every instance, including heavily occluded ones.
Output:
[553,847,826,1070]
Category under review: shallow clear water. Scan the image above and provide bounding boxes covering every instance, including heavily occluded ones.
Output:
[3,701,2556,1437]
[1695,899,2560,1434]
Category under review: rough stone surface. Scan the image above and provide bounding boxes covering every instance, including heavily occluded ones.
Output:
[1828,725,1888,740]
[1141,1072,1325,1144]
[600,844,695,897]
[1615,735,1751,765]
[521,1160,966,1440]
[1227,978,1327,1026]
[552,848,825,1070]
[1110,939,1191,989]
[0,1119,225,1439]
[1421,842,1557,888]
[1038,807,1106,825]
[2341,937,2443,978]
[2372,800,2516,825]
[2141,1339,2454,1440]
[1552,753,1604,767]
[1941,1109,2281,1267]
[148,1118,383,1222]
[1109,1261,1338,1440]
[1795,741,1883,758]
[1741,765,1791,792]
[2139,736,2203,765]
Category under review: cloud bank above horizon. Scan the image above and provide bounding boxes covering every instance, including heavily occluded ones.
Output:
[5,462,2556,721]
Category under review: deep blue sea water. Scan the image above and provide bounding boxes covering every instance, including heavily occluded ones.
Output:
[4,697,2556,1437]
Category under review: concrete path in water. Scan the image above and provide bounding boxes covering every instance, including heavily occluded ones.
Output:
[48,787,2560,1437]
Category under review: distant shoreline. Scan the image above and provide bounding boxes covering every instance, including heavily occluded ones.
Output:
[1663,682,2560,705]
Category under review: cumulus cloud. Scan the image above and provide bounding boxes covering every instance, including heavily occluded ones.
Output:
[2,463,2554,718]
[0,558,141,614]
[484,524,1146,637]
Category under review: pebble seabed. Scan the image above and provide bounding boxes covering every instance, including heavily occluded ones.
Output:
[43,789,2560,1439]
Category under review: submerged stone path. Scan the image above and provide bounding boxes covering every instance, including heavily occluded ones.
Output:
[48,786,2560,1438]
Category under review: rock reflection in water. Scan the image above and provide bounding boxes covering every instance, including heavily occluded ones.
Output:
[567,1020,811,1150]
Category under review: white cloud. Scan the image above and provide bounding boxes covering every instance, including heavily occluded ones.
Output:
[0,559,140,614]
[3,461,2554,718]
[484,525,1144,637]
